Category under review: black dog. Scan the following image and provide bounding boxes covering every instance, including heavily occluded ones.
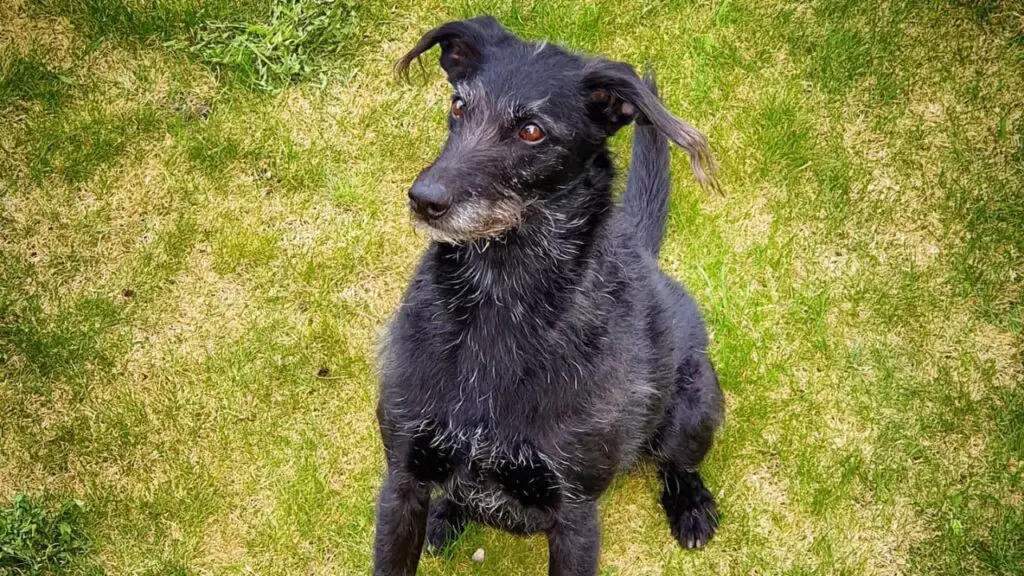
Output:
[375,16,723,575]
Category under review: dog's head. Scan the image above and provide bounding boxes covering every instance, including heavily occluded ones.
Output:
[397,16,715,243]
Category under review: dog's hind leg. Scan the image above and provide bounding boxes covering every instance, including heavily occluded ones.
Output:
[654,353,723,549]
[425,495,467,552]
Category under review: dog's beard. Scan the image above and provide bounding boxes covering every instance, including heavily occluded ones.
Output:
[414,198,524,244]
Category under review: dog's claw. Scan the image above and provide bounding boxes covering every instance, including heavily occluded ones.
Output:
[670,504,716,550]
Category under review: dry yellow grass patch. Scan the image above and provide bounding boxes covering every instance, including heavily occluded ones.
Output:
[0,0,78,64]
[196,508,252,573]
[128,248,255,370]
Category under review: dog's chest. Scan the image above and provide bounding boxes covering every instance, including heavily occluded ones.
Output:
[407,422,563,510]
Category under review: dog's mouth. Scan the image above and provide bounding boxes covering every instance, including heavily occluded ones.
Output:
[412,198,524,244]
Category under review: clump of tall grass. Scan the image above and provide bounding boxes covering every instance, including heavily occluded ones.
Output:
[187,0,360,92]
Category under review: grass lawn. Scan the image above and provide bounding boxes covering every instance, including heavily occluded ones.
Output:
[1,0,1022,574]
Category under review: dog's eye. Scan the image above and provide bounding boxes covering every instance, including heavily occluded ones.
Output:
[518,123,545,143]
[451,98,465,119]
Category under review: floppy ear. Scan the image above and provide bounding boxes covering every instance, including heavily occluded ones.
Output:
[583,59,719,191]
[396,16,508,84]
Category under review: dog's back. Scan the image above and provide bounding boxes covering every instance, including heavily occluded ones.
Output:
[375,16,723,575]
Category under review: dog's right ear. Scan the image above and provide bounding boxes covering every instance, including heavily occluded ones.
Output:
[396,16,507,84]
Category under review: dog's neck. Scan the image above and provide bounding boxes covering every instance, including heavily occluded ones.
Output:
[432,151,615,309]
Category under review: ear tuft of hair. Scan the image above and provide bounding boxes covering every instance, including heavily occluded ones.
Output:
[396,16,510,84]
[583,59,720,193]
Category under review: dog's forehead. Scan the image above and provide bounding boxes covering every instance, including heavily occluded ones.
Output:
[469,41,583,105]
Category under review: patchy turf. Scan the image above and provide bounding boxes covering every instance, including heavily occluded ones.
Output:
[0,0,1021,574]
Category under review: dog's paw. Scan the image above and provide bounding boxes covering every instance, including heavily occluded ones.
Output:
[667,497,717,549]
[660,473,718,549]
[425,497,466,553]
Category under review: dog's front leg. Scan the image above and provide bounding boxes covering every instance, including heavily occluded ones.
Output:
[547,500,601,576]
[373,470,430,576]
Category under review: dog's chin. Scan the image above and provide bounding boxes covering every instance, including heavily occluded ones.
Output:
[414,218,513,245]
[413,199,523,245]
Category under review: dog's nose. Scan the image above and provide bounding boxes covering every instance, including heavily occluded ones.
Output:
[408,180,452,219]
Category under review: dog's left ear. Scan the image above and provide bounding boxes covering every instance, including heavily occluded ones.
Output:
[397,16,509,84]
[583,59,719,191]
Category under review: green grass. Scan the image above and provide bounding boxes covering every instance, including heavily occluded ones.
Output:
[1,0,1022,574]
[0,51,73,112]
[184,0,361,92]
[0,495,91,575]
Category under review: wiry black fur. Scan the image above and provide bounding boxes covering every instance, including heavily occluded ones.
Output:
[375,16,724,576]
